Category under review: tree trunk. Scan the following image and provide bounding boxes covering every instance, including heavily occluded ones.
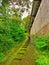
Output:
[29,0,41,34]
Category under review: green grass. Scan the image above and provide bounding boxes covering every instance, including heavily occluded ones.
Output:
[33,34,49,65]
[0,53,6,63]
[35,55,49,65]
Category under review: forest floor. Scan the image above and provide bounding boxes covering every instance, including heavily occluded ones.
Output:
[0,38,38,65]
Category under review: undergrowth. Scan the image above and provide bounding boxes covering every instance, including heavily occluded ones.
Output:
[0,16,26,63]
[33,34,49,65]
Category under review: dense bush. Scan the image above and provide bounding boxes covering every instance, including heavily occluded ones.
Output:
[33,34,49,65]
[35,56,49,65]
[0,17,26,62]
[33,35,49,49]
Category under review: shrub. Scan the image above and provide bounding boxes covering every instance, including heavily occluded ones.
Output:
[0,20,26,53]
[0,16,26,62]
[35,56,49,65]
[0,53,5,63]
[34,35,48,49]
[34,41,47,49]
[33,34,49,65]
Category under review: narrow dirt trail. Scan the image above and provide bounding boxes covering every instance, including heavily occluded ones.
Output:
[0,38,37,65]
[9,44,37,65]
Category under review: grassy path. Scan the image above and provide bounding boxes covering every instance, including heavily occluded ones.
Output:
[8,44,38,65]
[0,37,38,65]
[6,38,29,65]
[0,37,29,65]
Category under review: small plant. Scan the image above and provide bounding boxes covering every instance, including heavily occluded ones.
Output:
[34,41,47,49]
[33,34,49,65]
[0,53,5,63]
[35,56,49,65]
[34,35,48,49]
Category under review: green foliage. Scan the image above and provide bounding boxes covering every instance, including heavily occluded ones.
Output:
[11,16,23,24]
[23,15,30,32]
[0,15,26,62]
[34,41,47,49]
[2,0,9,6]
[33,34,49,65]
[33,35,49,49]
[0,20,26,52]
[0,53,5,63]
[2,0,9,3]
[35,56,49,65]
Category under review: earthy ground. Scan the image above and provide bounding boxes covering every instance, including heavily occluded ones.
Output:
[9,44,36,65]
[0,38,38,65]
